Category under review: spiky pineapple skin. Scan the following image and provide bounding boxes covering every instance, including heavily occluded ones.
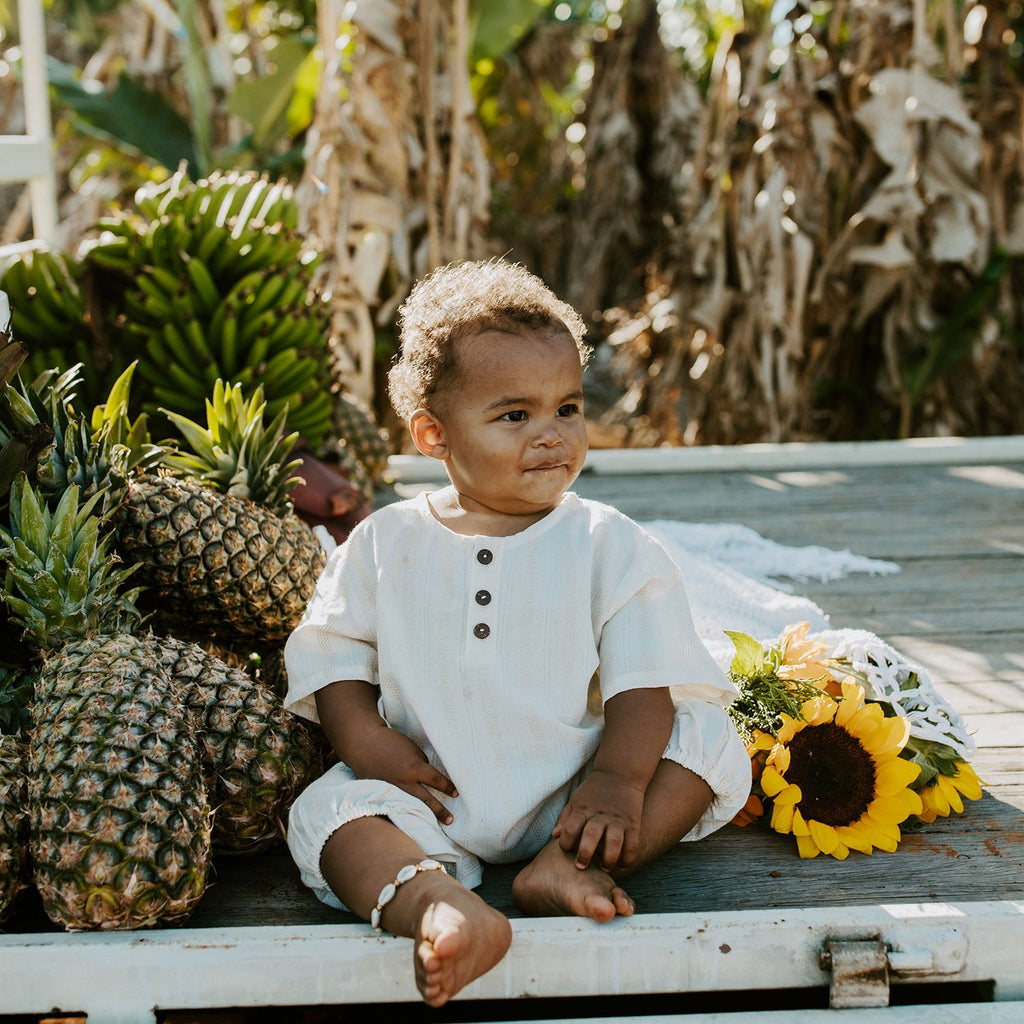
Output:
[331,391,390,483]
[117,475,327,645]
[28,634,212,931]
[0,732,28,922]
[150,636,323,854]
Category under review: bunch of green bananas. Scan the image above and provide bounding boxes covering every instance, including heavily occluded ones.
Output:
[1,168,335,449]
[0,251,112,409]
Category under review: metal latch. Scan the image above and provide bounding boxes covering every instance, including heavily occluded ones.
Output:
[821,929,967,1008]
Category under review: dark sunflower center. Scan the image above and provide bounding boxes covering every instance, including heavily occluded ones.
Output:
[785,722,877,826]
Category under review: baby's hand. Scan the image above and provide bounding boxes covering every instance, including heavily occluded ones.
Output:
[551,769,644,871]
[347,728,458,825]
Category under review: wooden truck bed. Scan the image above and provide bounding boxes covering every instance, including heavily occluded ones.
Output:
[2,438,1022,1023]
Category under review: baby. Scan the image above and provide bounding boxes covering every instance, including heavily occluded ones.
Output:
[283,259,750,1007]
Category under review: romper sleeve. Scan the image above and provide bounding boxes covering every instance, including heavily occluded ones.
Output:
[596,520,738,708]
[283,520,379,723]
[595,518,750,838]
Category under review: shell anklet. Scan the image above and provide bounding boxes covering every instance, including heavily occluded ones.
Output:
[371,858,447,932]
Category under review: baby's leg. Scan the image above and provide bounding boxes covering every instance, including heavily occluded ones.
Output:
[512,760,712,919]
[321,816,512,1007]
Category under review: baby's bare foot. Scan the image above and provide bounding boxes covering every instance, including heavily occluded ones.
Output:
[415,896,512,1007]
[512,841,635,921]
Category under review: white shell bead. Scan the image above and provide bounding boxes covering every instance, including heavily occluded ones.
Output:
[395,864,419,884]
[378,883,397,905]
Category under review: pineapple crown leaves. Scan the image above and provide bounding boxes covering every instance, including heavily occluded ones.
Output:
[87,361,165,477]
[0,474,143,651]
[0,362,163,514]
[160,380,303,514]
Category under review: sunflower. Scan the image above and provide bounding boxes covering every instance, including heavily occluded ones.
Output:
[757,681,923,859]
[917,762,984,823]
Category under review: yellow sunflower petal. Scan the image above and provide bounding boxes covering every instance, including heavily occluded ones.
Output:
[768,743,791,773]
[867,793,920,825]
[751,731,776,751]
[796,834,822,858]
[937,775,965,815]
[775,783,802,806]
[865,715,911,757]
[858,819,900,852]
[760,765,788,797]
[830,841,851,861]
[808,819,840,855]
[923,784,951,817]
[917,808,938,824]
[874,757,921,795]
[835,824,874,855]
[845,701,885,741]
[791,807,811,837]
[802,694,838,726]
[951,763,984,800]
[776,713,802,744]
[771,801,796,835]
[834,683,866,727]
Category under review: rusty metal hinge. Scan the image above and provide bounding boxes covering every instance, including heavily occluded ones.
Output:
[820,928,968,1008]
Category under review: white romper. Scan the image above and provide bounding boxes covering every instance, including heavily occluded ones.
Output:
[284,491,750,906]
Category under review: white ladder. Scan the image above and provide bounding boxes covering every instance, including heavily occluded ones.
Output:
[0,0,57,259]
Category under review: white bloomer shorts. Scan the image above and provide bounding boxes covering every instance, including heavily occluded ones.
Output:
[286,699,751,910]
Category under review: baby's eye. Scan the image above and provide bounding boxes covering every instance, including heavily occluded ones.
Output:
[500,409,527,422]
[557,403,580,417]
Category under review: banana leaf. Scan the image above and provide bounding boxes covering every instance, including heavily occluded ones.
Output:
[47,58,196,172]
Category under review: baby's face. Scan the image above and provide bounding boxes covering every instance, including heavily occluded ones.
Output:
[434,327,588,518]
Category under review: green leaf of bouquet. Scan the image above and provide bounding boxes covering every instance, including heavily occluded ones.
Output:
[726,630,765,677]
[903,735,964,786]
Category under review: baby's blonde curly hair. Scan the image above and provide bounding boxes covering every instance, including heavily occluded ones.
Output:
[387,259,590,421]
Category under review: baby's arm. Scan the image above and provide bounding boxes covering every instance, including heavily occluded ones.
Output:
[552,686,674,871]
[314,679,458,824]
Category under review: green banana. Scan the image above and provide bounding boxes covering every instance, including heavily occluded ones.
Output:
[253,180,288,225]
[195,223,232,267]
[151,382,203,411]
[216,310,240,377]
[183,256,221,314]
[229,175,271,239]
[268,355,319,398]
[239,272,291,326]
[160,321,201,369]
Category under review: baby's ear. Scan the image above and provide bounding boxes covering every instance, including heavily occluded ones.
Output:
[409,408,448,460]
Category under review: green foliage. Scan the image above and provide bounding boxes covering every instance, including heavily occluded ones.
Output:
[904,250,1011,402]
[227,36,318,163]
[48,59,197,171]
[725,630,824,741]
[470,0,548,63]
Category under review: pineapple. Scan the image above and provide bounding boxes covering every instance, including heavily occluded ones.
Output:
[116,381,327,646]
[0,730,28,923]
[330,389,391,489]
[1,479,213,930]
[0,368,323,926]
[146,636,322,854]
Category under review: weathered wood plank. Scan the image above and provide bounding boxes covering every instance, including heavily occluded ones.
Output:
[4,451,1022,1022]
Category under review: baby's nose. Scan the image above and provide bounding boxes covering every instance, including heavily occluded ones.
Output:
[534,422,563,446]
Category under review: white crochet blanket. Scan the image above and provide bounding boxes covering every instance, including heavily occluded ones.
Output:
[643,520,977,760]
